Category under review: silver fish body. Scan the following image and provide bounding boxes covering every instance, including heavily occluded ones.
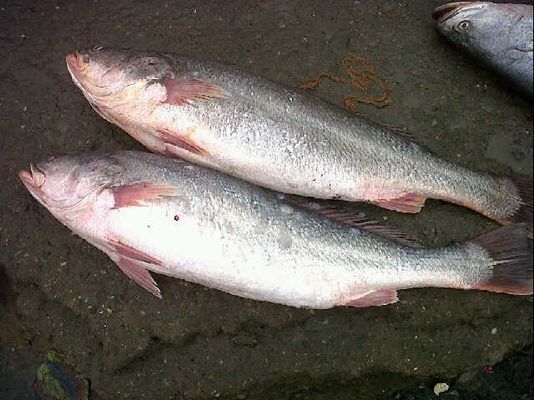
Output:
[433,2,533,98]
[65,48,532,225]
[19,151,533,307]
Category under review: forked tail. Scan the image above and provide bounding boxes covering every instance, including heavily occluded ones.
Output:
[441,174,533,227]
[468,224,532,295]
[369,172,532,227]
[501,177,533,226]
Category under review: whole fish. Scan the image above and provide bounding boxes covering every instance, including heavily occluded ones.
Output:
[19,151,532,308]
[433,2,533,98]
[65,48,532,226]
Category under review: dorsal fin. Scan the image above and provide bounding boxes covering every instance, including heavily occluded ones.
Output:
[283,195,420,247]
[379,123,415,140]
[352,111,416,141]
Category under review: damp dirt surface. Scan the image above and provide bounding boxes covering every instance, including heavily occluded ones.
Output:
[0,1,532,399]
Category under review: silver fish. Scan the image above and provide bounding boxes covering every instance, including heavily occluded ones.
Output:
[433,2,533,98]
[65,48,532,226]
[19,151,532,308]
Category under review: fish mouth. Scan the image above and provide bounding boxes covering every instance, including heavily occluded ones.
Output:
[66,51,89,74]
[66,49,131,99]
[66,51,87,91]
[432,2,484,23]
[19,163,50,208]
[19,163,46,190]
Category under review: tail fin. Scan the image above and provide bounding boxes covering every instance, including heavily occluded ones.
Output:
[504,177,533,226]
[469,224,532,295]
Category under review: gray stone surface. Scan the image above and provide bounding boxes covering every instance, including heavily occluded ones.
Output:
[0,1,532,399]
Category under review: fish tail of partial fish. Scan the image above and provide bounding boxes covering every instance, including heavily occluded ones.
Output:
[465,224,533,295]
[444,174,532,227]
[500,176,533,226]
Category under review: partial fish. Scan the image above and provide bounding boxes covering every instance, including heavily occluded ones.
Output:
[19,151,533,308]
[65,48,532,225]
[433,2,533,98]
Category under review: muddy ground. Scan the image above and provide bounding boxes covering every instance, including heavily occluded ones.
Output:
[0,1,532,399]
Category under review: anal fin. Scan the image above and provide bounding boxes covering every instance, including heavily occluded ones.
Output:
[374,193,426,214]
[346,289,399,308]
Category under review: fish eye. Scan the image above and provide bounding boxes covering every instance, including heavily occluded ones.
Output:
[81,53,90,64]
[456,20,471,31]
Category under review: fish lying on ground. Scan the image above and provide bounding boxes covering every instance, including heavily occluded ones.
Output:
[433,2,533,98]
[65,48,532,226]
[19,151,533,308]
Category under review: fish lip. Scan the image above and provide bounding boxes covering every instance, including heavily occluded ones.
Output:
[432,2,483,23]
[19,163,46,189]
[19,164,48,208]
[19,169,34,188]
[66,51,85,89]
[65,51,88,74]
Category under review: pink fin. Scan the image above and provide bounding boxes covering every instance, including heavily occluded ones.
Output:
[469,224,533,295]
[115,256,162,298]
[346,289,399,308]
[109,239,163,266]
[374,193,426,213]
[157,128,206,156]
[164,78,229,106]
[284,196,420,246]
[111,181,177,208]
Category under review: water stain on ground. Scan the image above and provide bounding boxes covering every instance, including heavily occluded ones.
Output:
[486,130,533,174]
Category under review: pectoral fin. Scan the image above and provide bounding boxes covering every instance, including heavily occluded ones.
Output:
[163,78,229,106]
[111,182,179,208]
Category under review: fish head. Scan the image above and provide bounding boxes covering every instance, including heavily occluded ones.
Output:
[432,2,529,52]
[19,153,121,213]
[433,3,492,48]
[66,47,174,103]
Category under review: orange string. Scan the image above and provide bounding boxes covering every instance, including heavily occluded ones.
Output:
[297,53,393,112]
[296,72,345,90]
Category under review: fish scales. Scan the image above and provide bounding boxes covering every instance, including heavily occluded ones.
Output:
[433,2,533,98]
[19,151,532,307]
[66,48,532,225]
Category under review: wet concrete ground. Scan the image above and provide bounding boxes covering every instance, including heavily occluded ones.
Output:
[0,1,532,399]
